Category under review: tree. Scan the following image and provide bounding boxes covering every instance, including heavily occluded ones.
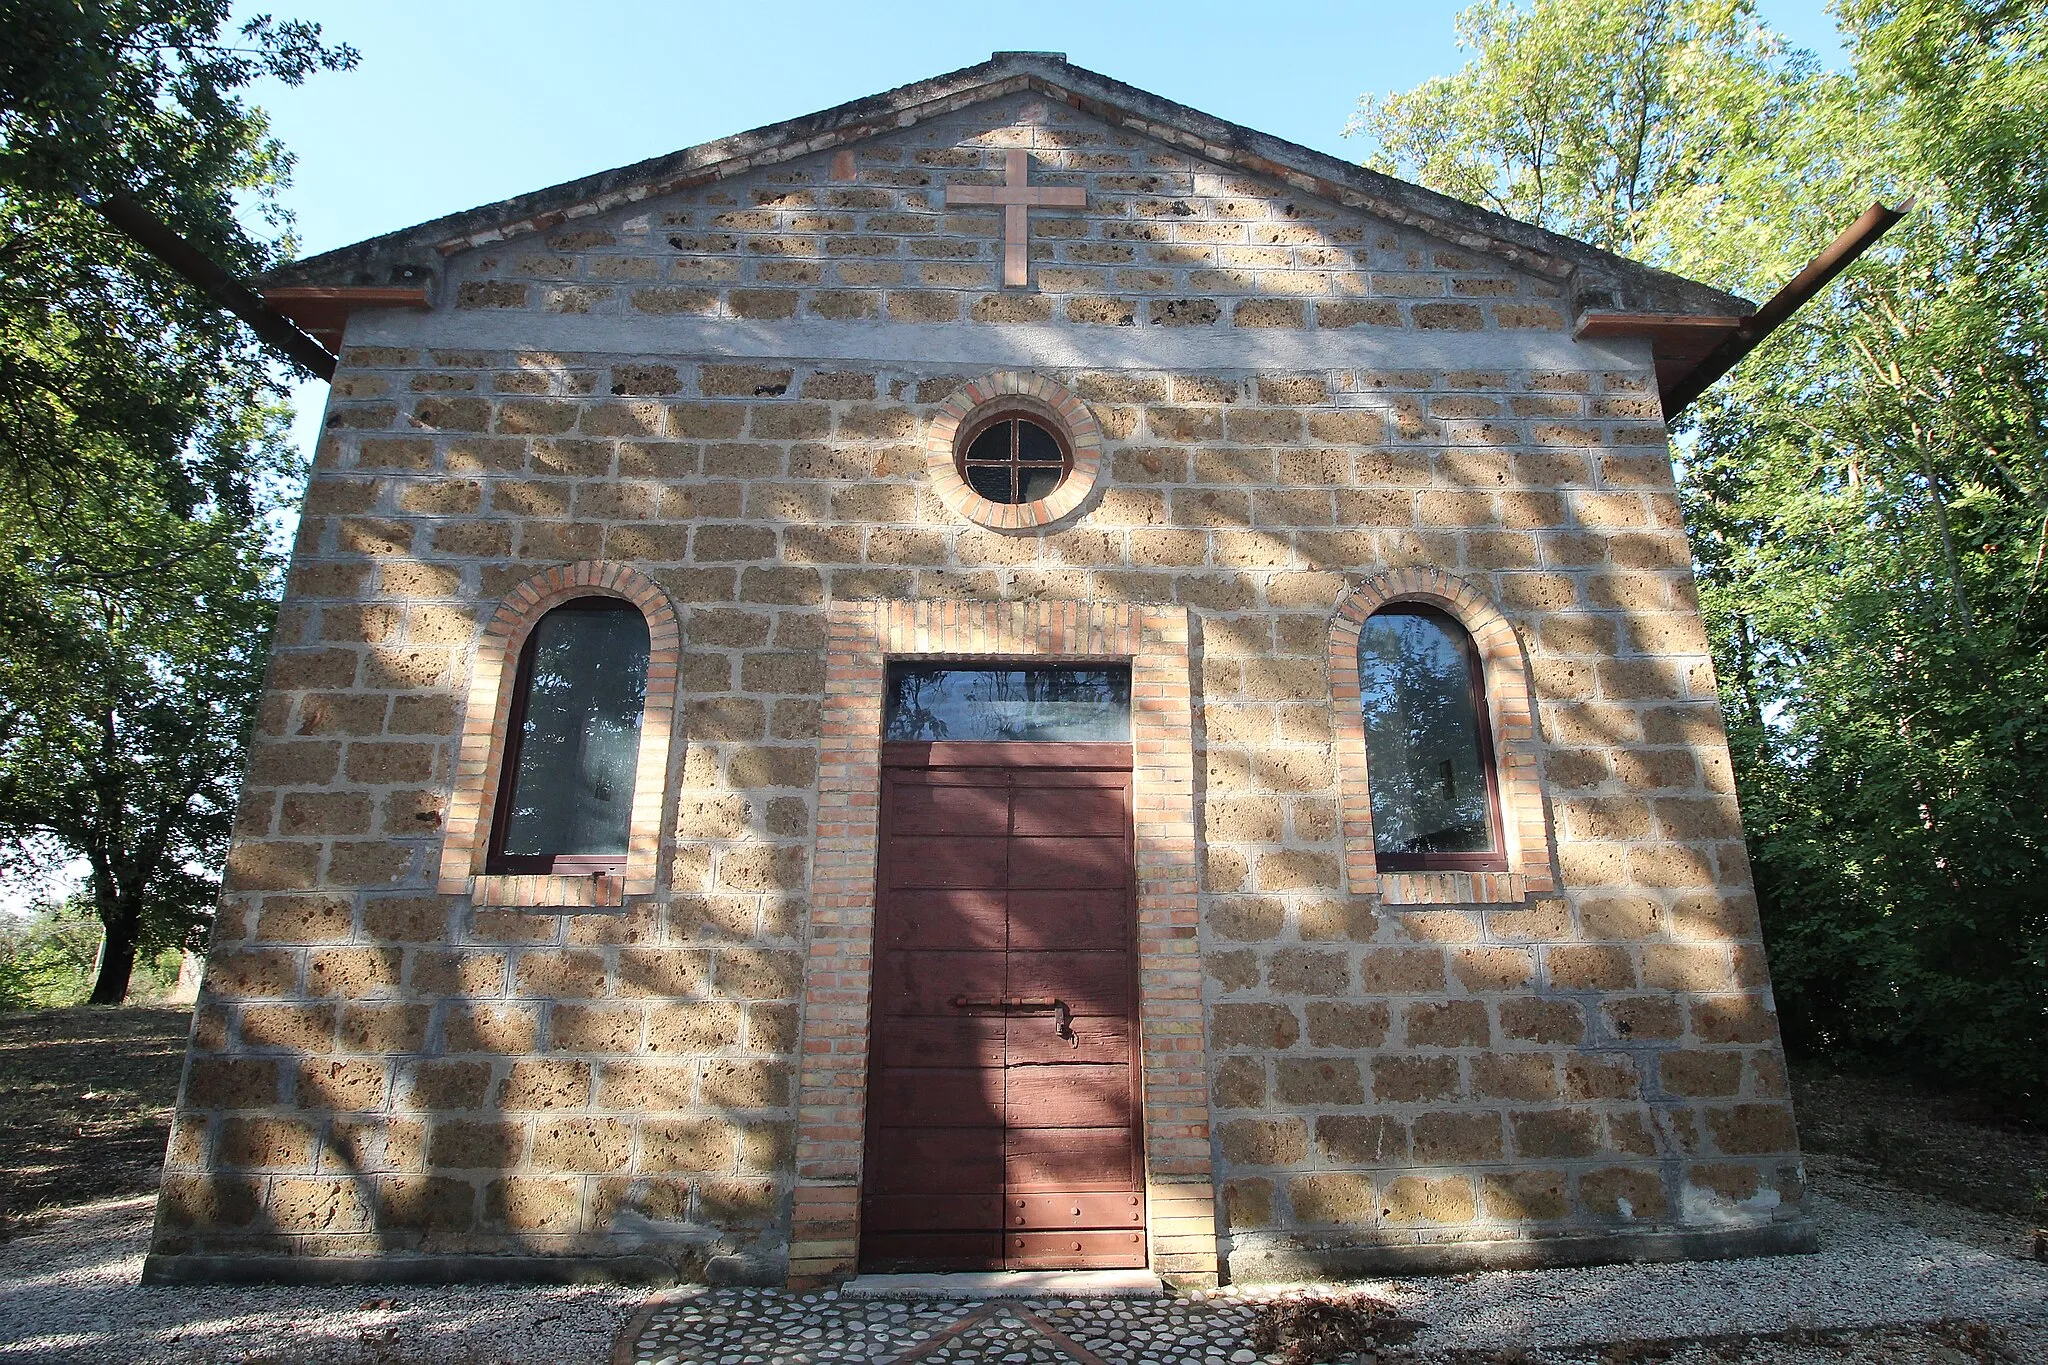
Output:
[0,3,353,1001]
[0,2,353,511]
[1350,0,1841,262]
[0,484,282,1004]
[0,896,106,1009]
[1360,0,2048,1111]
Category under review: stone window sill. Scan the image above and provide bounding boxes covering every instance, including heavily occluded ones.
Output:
[470,874,624,909]
[1380,870,1525,906]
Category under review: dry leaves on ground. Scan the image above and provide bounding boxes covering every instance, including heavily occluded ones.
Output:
[1246,1291,1423,1363]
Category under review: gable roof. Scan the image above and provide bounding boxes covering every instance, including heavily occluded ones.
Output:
[260,51,1751,322]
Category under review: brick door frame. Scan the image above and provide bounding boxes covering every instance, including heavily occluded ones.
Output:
[789,600,1218,1287]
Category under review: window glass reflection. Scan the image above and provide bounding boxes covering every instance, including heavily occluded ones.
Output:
[1016,421,1063,463]
[966,425,1010,462]
[498,602,650,860]
[1018,464,1063,502]
[1358,610,1497,856]
[885,665,1131,742]
[966,464,1012,502]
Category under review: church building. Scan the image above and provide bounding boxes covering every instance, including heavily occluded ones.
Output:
[147,53,1815,1288]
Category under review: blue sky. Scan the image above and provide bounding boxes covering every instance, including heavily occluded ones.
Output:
[246,0,1848,459]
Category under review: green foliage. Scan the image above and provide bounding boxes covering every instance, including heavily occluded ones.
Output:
[0,899,102,1009]
[0,3,352,1002]
[1362,0,2048,1113]
[1351,0,1828,255]
[0,2,355,511]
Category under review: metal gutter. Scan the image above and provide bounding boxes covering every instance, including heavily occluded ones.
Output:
[88,191,340,379]
[1661,198,1912,417]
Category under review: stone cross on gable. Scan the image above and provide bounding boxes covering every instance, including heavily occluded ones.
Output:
[945,148,1086,288]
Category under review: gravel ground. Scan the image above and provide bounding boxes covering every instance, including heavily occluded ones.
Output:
[1342,1165,2048,1354]
[0,1198,638,1364]
[615,1172,2047,1364]
[3,1165,2042,1364]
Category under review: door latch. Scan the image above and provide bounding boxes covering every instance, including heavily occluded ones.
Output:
[949,994,1078,1046]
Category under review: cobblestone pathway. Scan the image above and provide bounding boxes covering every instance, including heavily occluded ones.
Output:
[615,1177,2048,1365]
[621,1291,1272,1365]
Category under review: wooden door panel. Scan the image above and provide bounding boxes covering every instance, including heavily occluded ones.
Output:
[863,1194,1004,1232]
[865,1129,1004,1193]
[1005,1230,1148,1268]
[873,1067,1003,1127]
[887,836,1007,888]
[876,1016,1004,1069]
[1006,1065,1131,1129]
[1006,952,1130,1016]
[1007,1128,1138,1191]
[1004,1192,1147,1231]
[1004,1014,1130,1065]
[878,889,1006,951]
[866,745,1142,1273]
[861,1232,1002,1271]
[874,949,1003,1015]
[1000,763,1128,785]
[888,781,1009,836]
[1007,890,1129,951]
[1011,784,1127,836]
[1007,836,1128,888]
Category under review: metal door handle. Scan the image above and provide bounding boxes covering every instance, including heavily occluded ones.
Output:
[949,995,1059,1010]
[949,995,1078,1045]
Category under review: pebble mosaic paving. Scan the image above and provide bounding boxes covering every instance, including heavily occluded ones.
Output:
[622,1290,1278,1365]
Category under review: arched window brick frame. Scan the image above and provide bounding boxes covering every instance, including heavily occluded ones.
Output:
[437,561,680,907]
[1329,568,1556,906]
[923,371,1103,531]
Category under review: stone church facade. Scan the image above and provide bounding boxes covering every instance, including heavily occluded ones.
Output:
[147,53,1814,1287]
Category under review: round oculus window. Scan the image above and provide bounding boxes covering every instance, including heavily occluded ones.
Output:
[956,413,1071,505]
[923,372,1104,531]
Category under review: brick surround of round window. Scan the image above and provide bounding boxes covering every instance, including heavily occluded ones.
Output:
[924,371,1102,530]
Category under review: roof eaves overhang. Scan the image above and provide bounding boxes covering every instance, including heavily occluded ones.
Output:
[1582,198,1911,419]
[1575,311,1746,411]
[257,51,1752,327]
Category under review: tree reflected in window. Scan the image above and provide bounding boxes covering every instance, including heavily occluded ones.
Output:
[884,665,1130,742]
[489,599,650,873]
[1358,607,1504,870]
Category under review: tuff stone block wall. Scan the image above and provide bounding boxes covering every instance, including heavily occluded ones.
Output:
[151,89,1808,1285]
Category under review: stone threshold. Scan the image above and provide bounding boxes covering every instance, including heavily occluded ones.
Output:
[840,1269,1165,1299]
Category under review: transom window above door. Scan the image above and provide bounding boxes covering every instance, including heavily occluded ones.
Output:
[884,664,1131,742]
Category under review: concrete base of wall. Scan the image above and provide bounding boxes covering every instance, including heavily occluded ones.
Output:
[140,1252,688,1287]
[1224,1218,1818,1283]
[145,1220,1818,1288]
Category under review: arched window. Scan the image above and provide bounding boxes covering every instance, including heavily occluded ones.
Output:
[1357,605,1506,872]
[486,597,651,876]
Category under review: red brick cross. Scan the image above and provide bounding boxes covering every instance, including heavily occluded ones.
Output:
[944,148,1086,288]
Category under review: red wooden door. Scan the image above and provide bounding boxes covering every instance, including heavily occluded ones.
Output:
[862,741,1145,1271]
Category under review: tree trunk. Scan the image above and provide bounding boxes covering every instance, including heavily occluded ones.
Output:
[88,907,139,1005]
[1913,434,1975,634]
